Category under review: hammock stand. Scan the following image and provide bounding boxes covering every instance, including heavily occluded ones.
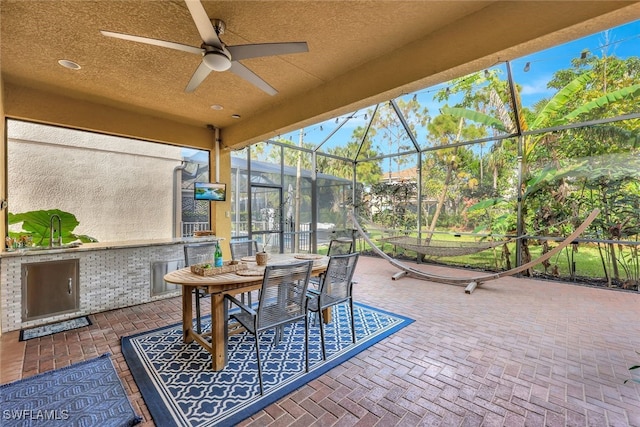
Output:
[350,209,600,294]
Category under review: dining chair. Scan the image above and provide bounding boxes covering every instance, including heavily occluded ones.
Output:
[229,240,259,260]
[229,240,259,305]
[183,241,218,334]
[307,252,359,361]
[225,260,313,395]
[327,238,353,256]
[309,238,354,291]
[329,238,357,284]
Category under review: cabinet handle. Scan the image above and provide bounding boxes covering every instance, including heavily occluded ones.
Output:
[68,278,73,294]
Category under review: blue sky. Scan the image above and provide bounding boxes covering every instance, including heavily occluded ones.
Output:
[511,19,639,107]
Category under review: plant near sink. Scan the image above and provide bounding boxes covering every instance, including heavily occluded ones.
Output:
[8,209,97,248]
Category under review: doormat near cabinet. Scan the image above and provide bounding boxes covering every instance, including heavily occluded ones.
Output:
[20,316,92,341]
[122,303,413,427]
[0,353,142,427]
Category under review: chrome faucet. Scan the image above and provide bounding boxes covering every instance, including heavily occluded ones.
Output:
[49,214,62,247]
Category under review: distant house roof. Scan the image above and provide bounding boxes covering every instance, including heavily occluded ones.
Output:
[382,167,418,183]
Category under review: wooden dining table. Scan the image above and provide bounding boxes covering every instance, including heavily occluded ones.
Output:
[163,253,329,371]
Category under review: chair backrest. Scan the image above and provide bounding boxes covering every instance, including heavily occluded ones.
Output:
[229,240,259,260]
[257,261,313,331]
[327,238,353,256]
[319,252,359,306]
[184,242,218,266]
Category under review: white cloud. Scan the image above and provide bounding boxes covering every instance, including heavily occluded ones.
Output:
[519,76,553,97]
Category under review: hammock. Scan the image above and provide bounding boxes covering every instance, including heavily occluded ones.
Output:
[378,235,509,257]
[351,209,600,294]
[360,218,515,257]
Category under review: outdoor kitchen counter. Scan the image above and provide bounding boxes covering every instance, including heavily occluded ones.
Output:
[0,236,219,258]
[0,236,221,333]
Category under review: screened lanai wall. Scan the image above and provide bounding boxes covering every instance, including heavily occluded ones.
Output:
[230,146,352,254]
[233,21,640,290]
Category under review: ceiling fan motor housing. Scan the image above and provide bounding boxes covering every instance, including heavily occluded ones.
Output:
[203,46,231,71]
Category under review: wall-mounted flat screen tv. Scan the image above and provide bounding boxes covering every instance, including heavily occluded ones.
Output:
[194,182,226,201]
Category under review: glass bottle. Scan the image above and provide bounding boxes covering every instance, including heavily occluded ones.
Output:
[214,241,223,267]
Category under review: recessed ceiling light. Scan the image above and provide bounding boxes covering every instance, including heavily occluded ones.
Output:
[58,59,81,70]
[231,114,241,119]
[210,104,223,110]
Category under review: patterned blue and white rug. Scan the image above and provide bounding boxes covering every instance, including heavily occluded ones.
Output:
[122,303,413,427]
[0,353,141,427]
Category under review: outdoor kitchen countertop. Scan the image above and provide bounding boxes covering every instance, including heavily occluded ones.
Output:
[0,236,221,258]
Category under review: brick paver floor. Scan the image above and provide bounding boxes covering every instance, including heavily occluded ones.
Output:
[2,255,640,426]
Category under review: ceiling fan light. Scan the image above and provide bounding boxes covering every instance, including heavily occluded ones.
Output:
[58,59,81,70]
[203,52,231,72]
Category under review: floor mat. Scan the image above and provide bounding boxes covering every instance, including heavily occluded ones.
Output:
[20,316,92,341]
[0,353,141,427]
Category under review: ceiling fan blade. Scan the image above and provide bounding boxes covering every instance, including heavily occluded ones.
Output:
[227,42,309,61]
[100,30,204,55]
[229,62,277,96]
[184,0,221,48]
[185,61,213,93]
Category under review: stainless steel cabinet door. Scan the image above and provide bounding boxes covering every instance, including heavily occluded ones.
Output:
[22,259,79,320]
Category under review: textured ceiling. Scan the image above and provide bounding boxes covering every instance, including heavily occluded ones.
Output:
[2,1,639,148]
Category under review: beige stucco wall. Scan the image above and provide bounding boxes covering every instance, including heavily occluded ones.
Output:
[7,121,182,242]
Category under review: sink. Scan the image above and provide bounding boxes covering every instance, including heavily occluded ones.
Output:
[17,242,82,252]
[57,242,83,249]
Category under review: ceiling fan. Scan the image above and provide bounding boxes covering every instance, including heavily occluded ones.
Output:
[100,0,308,95]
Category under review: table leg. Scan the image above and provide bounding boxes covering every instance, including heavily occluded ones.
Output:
[322,307,331,323]
[182,286,194,343]
[315,273,332,324]
[211,293,227,370]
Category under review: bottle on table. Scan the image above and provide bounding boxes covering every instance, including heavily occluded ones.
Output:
[214,241,223,267]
